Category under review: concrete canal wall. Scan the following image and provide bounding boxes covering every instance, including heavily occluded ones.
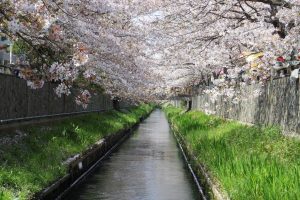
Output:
[171,78,300,135]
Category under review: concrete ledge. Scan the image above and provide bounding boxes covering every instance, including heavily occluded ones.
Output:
[34,113,151,200]
[0,110,108,130]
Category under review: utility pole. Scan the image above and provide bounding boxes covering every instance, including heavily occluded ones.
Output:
[9,42,13,64]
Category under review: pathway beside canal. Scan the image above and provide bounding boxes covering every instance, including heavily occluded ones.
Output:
[67,109,201,200]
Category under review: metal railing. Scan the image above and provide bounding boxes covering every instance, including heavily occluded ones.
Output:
[0,109,109,125]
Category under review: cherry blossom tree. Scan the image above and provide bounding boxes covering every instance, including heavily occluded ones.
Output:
[126,0,300,101]
[1,0,299,106]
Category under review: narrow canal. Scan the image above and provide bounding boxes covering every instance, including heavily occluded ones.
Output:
[67,109,201,200]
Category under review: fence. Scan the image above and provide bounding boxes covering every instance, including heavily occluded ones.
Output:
[0,74,127,121]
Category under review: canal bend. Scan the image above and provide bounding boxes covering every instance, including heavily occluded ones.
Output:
[68,109,201,200]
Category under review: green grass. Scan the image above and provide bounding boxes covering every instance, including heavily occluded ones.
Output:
[164,105,300,200]
[0,104,153,200]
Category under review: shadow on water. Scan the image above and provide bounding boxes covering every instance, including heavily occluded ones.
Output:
[66,109,202,200]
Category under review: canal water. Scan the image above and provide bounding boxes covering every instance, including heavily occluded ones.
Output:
[67,109,201,200]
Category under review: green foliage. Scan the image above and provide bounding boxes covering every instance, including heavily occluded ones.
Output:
[12,40,28,55]
[74,74,105,94]
[163,105,300,200]
[12,38,72,68]
[0,104,153,200]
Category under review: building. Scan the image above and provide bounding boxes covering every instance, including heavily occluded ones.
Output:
[0,36,16,66]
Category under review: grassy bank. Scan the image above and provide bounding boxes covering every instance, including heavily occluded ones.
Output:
[0,104,153,200]
[164,105,300,200]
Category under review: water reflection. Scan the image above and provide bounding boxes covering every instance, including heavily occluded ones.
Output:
[67,109,201,200]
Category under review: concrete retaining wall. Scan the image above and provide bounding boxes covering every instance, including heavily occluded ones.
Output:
[171,78,300,135]
[0,74,118,121]
[39,129,132,200]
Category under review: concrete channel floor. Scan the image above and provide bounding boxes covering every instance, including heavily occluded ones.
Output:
[67,109,201,200]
